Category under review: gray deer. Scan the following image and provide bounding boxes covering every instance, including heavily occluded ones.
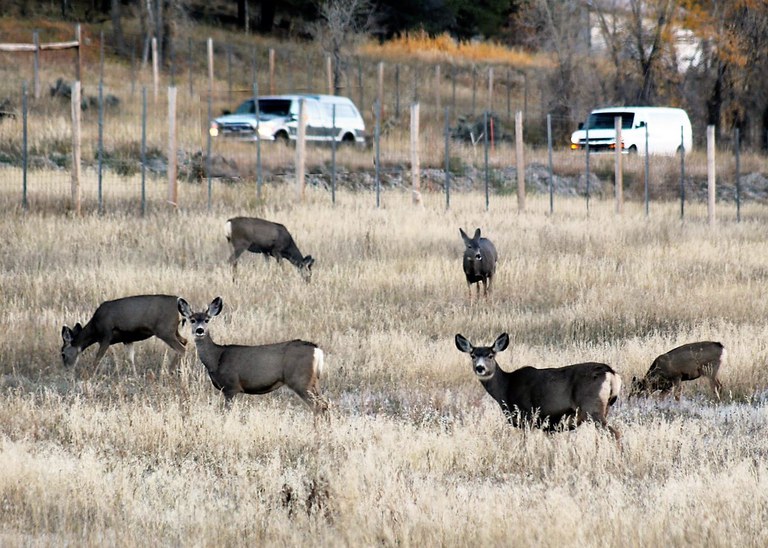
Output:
[455,333,622,441]
[177,296,328,414]
[460,228,498,301]
[226,217,315,282]
[60,294,187,374]
[630,341,725,401]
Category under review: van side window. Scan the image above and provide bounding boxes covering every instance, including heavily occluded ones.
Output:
[235,100,255,115]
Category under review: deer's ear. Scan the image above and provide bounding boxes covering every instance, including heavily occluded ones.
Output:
[459,228,470,243]
[61,326,73,343]
[177,298,193,318]
[493,333,510,352]
[472,228,481,240]
[455,334,473,353]
[304,256,315,269]
[208,296,223,317]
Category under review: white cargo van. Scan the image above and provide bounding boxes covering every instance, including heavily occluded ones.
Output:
[210,94,366,145]
[570,107,692,155]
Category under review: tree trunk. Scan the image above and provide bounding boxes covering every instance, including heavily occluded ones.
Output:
[706,63,725,142]
[111,0,125,56]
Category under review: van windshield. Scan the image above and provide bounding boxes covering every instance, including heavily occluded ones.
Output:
[586,111,635,130]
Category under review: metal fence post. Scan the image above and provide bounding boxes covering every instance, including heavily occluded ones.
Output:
[547,113,553,214]
[680,125,685,221]
[374,99,381,208]
[484,111,489,211]
[253,83,262,201]
[141,87,147,216]
[22,81,28,211]
[98,78,104,215]
[735,127,741,222]
[444,107,450,210]
[331,104,337,205]
[644,123,650,217]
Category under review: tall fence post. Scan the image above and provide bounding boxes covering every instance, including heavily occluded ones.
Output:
[394,64,400,119]
[207,38,214,96]
[188,37,194,98]
[585,123,590,213]
[141,87,147,216]
[644,123,649,217]
[735,127,741,222]
[547,113,553,214]
[206,92,213,211]
[326,55,333,95]
[151,37,159,103]
[680,125,685,220]
[410,102,421,206]
[296,98,307,201]
[32,31,40,99]
[74,24,82,83]
[444,106,450,210]
[374,98,381,208]
[487,67,493,113]
[269,48,275,94]
[331,104,337,204]
[70,81,82,215]
[707,124,716,225]
[435,64,441,114]
[515,110,525,212]
[97,78,104,215]
[168,86,178,208]
[22,81,28,211]
[253,83,262,201]
[377,61,384,117]
[614,116,623,214]
[484,111,490,211]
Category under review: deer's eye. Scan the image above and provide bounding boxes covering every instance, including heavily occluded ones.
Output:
[190,319,196,324]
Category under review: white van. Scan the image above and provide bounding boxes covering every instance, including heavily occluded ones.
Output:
[570,107,692,155]
[210,94,366,145]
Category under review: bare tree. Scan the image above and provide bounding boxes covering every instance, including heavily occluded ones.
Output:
[311,0,378,95]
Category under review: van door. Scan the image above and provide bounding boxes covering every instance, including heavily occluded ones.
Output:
[303,99,325,141]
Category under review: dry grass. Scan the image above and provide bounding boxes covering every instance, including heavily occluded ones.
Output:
[1,175,768,545]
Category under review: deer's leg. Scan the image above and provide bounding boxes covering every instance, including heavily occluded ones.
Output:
[673,379,683,401]
[157,334,187,372]
[125,343,137,376]
[91,339,112,374]
[295,387,330,416]
[228,245,247,281]
[710,376,723,401]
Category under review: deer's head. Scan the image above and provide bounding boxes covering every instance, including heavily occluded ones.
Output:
[177,297,223,340]
[455,333,510,380]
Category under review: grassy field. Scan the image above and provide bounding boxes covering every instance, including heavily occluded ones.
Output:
[1,176,767,546]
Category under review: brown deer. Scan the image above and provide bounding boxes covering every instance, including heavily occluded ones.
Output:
[60,294,187,374]
[630,341,725,401]
[177,296,328,414]
[226,217,315,282]
[455,333,622,441]
[460,228,498,301]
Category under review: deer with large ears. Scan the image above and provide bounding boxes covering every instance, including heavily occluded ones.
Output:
[177,296,328,414]
[459,228,497,301]
[455,333,622,441]
[60,294,187,374]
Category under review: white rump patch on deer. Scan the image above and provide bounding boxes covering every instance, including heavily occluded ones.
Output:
[313,347,325,379]
[225,220,233,240]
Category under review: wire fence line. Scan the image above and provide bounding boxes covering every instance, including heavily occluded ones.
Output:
[0,32,764,218]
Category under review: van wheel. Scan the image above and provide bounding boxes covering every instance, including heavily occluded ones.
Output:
[340,133,356,146]
[627,145,638,155]
[274,131,290,145]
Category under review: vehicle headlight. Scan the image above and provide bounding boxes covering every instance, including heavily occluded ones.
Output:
[209,122,219,137]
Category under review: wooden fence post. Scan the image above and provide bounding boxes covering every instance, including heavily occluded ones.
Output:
[207,38,214,95]
[269,48,275,94]
[151,37,159,103]
[71,81,81,215]
[326,55,332,95]
[168,86,178,208]
[515,110,525,211]
[74,24,82,83]
[33,31,40,99]
[295,98,306,201]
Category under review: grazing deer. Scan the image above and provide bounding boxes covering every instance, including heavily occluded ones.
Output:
[459,228,497,301]
[455,333,622,441]
[226,216,315,282]
[177,296,328,414]
[60,294,187,374]
[630,341,725,401]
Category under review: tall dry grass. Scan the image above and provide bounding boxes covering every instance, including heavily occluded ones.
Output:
[1,175,768,546]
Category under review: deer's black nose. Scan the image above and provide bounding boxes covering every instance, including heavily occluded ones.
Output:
[475,253,482,260]
[475,365,486,375]
[195,327,205,336]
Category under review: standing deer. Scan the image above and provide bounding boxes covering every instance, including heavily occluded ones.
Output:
[60,294,187,374]
[226,216,315,282]
[459,228,497,301]
[177,296,328,414]
[630,341,725,401]
[455,333,622,441]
